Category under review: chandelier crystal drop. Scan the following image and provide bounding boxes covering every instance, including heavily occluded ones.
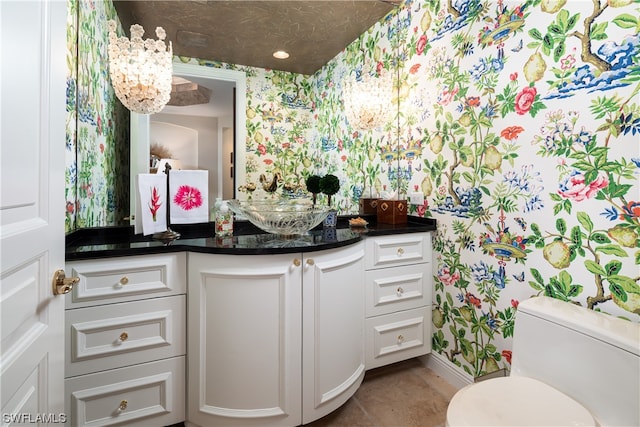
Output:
[107,20,173,115]
[342,67,393,131]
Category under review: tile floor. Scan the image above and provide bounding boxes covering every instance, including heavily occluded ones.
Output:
[305,358,459,427]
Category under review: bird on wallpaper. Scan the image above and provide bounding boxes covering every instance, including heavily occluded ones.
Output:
[260,172,282,193]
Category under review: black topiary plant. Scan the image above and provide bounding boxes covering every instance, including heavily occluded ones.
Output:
[319,174,340,207]
[305,174,322,206]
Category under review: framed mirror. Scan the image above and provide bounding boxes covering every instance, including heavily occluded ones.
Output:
[129,63,247,221]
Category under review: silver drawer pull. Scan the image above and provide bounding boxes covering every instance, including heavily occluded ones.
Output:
[120,276,129,285]
[397,334,405,344]
[397,247,404,256]
[118,400,128,411]
[119,332,129,342]
[396,287,404,296]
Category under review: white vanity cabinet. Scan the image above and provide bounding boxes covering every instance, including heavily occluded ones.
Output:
[64,253,187,426]
[187,242,365,427]
[364,232,432,369]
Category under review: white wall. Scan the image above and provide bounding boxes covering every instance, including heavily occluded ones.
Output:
[152,113,219,205]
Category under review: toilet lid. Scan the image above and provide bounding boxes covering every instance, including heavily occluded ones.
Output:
[446,376,597,427]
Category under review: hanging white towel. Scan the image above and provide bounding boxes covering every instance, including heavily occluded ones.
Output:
[135,173,168,235]
[169,170,209,224]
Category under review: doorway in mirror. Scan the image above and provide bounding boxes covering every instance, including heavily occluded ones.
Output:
[130,63,247,223]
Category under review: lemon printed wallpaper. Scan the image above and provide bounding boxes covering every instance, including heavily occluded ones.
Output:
[67,0,639,379]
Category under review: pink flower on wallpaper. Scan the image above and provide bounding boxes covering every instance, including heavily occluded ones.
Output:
[416,200,429,217]
[438,266,460,286]
[558,170,609,202]
[515,86,537,115]
[560,54,576,70]
[438,87,458,106]
[416,35,428,55]
[173,185,203,211]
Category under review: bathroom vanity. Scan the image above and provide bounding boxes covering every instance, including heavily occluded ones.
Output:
[64,217,435,426]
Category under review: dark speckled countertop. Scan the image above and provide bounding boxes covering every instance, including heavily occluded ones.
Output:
[65,215,436,261]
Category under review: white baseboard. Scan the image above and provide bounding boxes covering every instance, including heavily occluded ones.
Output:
[418,353,473,391]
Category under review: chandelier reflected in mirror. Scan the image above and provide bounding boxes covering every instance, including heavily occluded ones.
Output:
[107,20,173,114]
[342,64,393,131]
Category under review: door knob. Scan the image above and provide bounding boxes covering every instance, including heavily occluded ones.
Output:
[52,270,79,295]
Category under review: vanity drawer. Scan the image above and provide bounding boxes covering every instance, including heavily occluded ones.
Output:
[65,253,186,308]
[365,306,431,370]
[65,295,186,378]
[65,356,185,427]
[365,233,431,270]
[365,263,431,317]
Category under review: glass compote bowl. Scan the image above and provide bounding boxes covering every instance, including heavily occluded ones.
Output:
[227,198,331,236]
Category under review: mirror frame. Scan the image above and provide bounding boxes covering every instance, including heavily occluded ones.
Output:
[129,63,247,222]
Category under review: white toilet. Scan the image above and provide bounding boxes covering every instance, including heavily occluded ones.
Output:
[446,296,640,427]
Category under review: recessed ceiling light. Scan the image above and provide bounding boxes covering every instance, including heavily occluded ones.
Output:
[273,50,290,59]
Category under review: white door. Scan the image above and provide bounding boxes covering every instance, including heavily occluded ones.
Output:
[1,0,67,424]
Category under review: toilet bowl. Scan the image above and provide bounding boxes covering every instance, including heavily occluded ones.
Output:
[445,296,640,427]
[446,376,596,427]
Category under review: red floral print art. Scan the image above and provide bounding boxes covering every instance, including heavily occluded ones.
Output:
[149,186,162,221]
[173,185,203,211]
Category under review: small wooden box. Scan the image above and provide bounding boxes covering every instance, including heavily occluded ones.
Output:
[359,198,379,215]
[376,200,408,225]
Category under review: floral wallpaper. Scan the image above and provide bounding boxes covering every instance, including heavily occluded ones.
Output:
[383,0,639,378]
[65,0,129,232]
[69,0,638,380]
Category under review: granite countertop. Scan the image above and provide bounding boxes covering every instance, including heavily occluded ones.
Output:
[65,215,436,261]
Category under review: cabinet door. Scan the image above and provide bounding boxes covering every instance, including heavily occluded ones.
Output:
[302,242,365,424]
[188,253,302,427]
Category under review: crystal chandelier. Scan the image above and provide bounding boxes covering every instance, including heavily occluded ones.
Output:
[107,20,173,114]
[342,66,393,131]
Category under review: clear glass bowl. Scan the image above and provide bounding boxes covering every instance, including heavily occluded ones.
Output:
[227,199,331,235]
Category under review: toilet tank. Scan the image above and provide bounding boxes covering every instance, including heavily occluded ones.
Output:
[511,296,639,427]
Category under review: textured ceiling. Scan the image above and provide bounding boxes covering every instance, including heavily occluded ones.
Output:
[113,1,397,75]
